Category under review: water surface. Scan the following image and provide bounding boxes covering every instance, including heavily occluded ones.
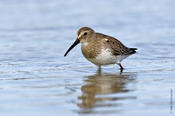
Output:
[0,0,175,116]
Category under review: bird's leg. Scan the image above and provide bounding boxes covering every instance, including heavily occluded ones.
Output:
[118,63,124,73]
[97,65,102,75]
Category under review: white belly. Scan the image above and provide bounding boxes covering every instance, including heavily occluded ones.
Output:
[87,49,128,65]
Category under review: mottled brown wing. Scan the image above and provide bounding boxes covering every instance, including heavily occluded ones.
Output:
[96,33,131,55]
[107,37,130,55]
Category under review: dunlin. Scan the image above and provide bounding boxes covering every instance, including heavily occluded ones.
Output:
[64,27,137,72]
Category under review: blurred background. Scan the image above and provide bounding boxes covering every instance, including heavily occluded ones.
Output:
[0,0,175,116]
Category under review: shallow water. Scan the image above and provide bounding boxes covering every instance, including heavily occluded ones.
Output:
[0,0,175,116]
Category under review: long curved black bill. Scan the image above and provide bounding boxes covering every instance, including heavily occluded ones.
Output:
[64,39,80,57]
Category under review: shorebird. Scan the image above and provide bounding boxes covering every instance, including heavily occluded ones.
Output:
[64,27,137,72]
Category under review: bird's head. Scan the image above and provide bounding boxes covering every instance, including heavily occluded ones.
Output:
[64,27,95,56]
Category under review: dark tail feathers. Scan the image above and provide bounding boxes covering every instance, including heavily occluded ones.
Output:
[128,48,137,54]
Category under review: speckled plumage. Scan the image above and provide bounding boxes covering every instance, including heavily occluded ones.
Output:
[64,27,137,72]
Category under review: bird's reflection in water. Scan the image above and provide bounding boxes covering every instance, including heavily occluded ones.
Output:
[77,71,136,114]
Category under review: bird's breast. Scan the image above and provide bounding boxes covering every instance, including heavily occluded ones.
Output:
[81,42,100,59]
[91,48,117,65]
[82,47,117,65]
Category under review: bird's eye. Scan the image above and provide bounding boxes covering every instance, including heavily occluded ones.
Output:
[83,32,87,36]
